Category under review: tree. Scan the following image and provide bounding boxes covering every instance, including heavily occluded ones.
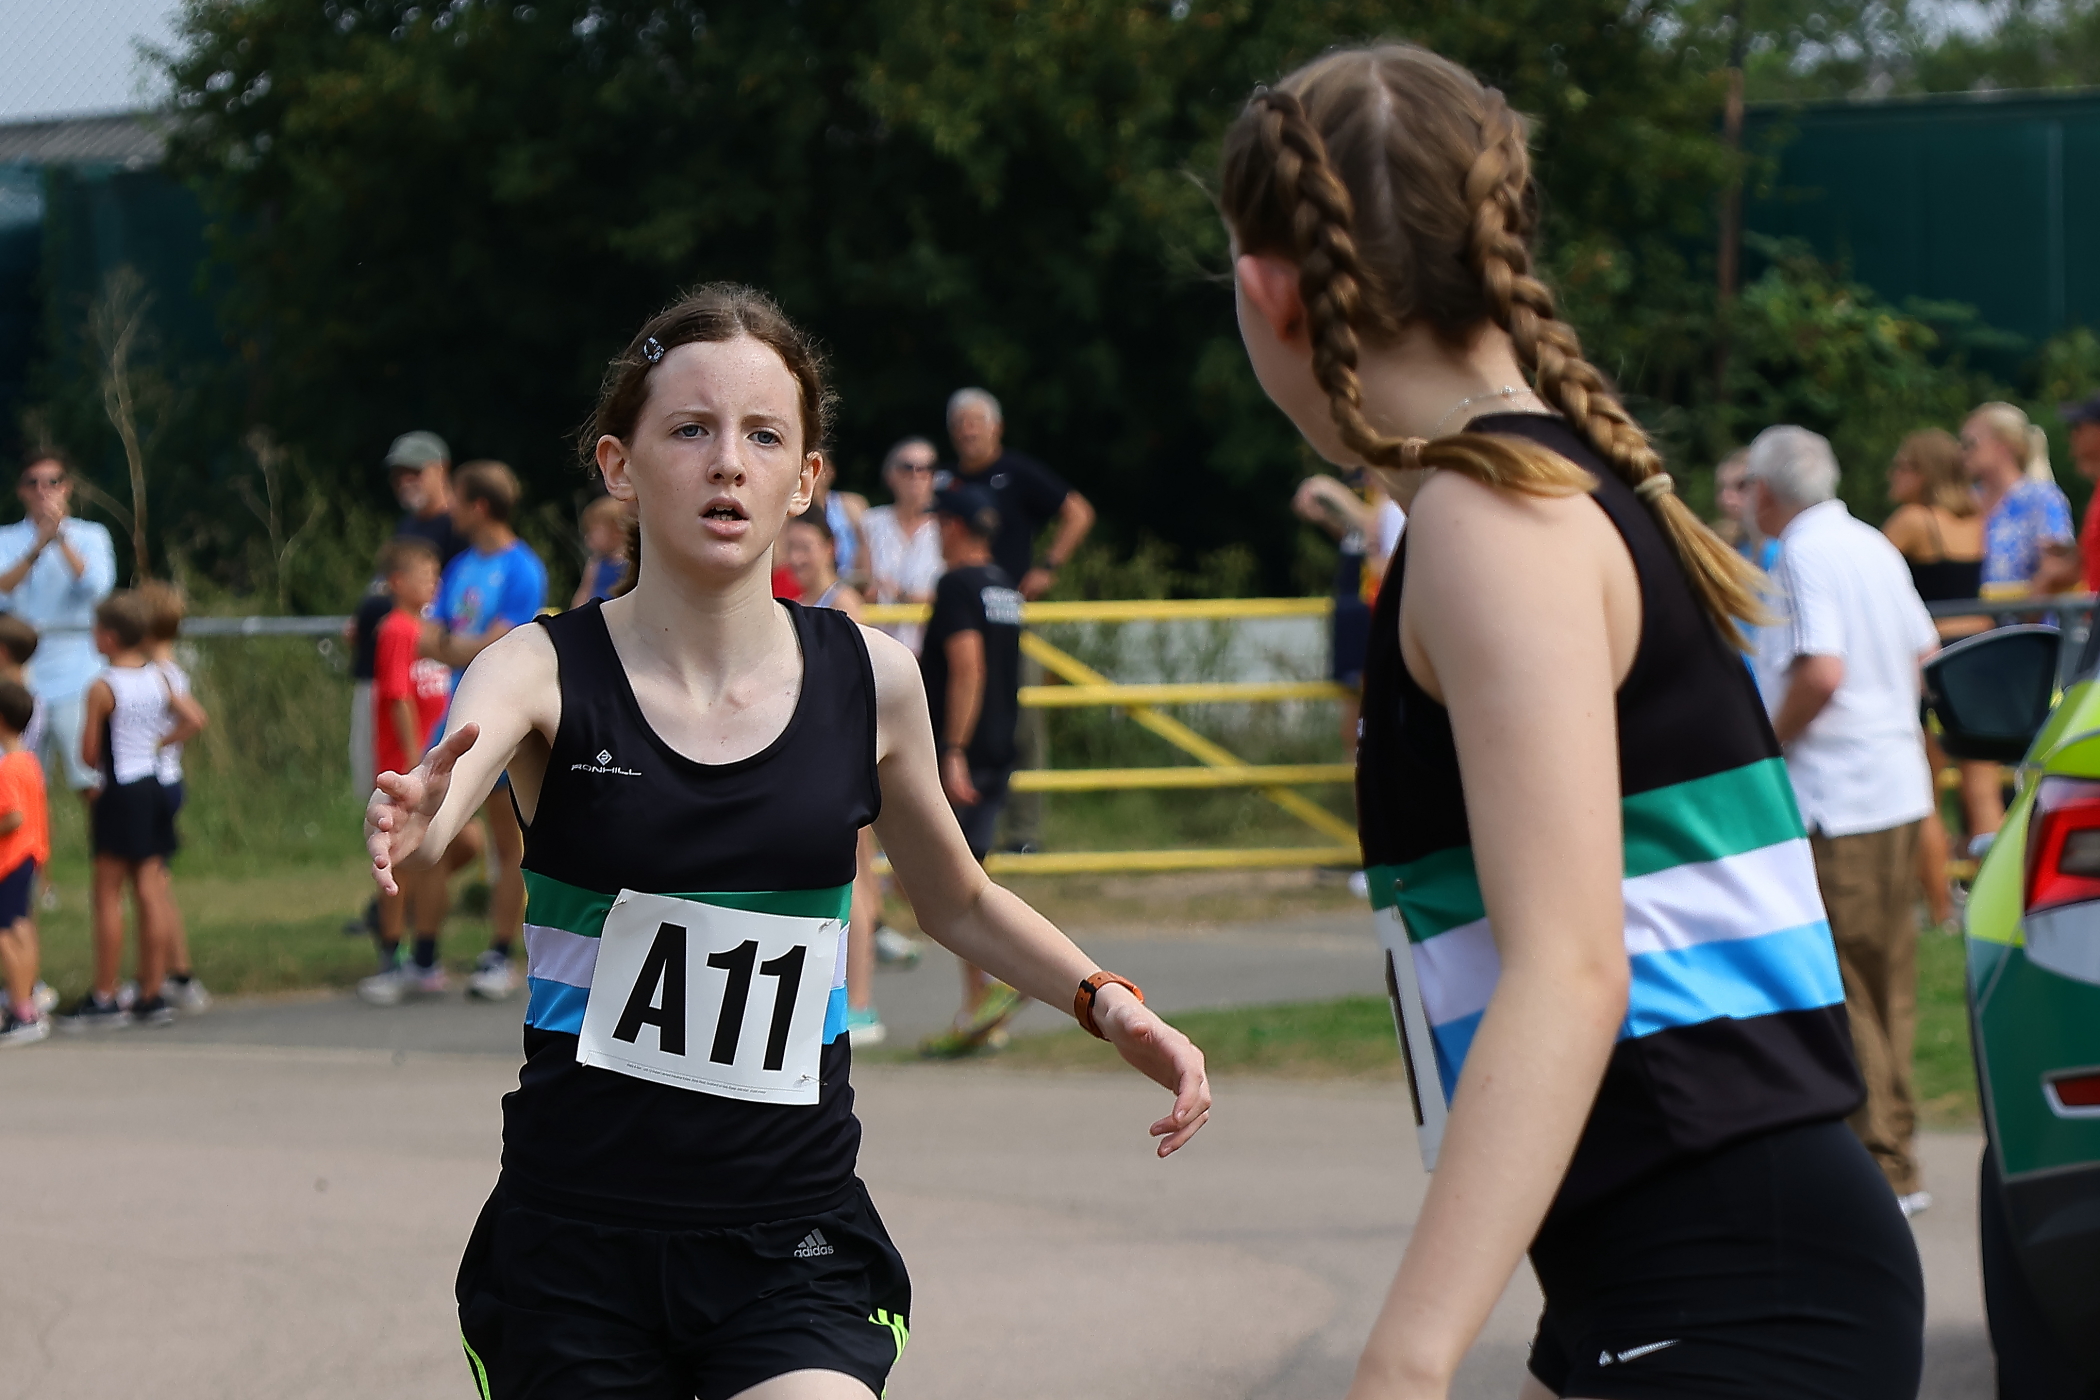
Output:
[158,0,1737,589]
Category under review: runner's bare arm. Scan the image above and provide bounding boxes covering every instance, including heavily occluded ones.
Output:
[365,624,559,896]
[859,624,1211,1155]
[1349,473,1633,1399]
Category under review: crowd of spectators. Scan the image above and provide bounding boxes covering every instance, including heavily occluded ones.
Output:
[1715,391,2100,1218]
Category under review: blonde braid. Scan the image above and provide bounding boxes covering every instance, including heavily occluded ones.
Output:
[1252,89,1590,497]
[1463,97,1766,646]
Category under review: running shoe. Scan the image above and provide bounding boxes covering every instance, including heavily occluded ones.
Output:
[1898,1191,1932,1219]
[131,995,177,1028]
[115,979,138,1010]
[846,1006,886,1047]
[961,982,1024,1041]
[164,976,213,1014]
[57,991,130,1031]
[357,966,413,1007]
[31,981,56,1015]
[918,983,1026,1059]
[1348,869,1370,900]
[465,950,516,1001]
[873,927,922,967]
[407,962,452,996]
[0,1008,49,1048]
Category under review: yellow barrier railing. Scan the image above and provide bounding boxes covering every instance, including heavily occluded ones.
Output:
[862,596,1355,875]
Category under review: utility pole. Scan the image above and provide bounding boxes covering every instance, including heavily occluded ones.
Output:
[1715,0,1749,413]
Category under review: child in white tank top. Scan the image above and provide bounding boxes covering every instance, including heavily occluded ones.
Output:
[58,592,202,1031]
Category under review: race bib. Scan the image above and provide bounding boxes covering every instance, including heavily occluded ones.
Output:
[1374,905,1449,1172]
[577,889,839,1105]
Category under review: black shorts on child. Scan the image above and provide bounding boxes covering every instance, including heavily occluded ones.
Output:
[154,778,184,858]
[0,857,36,924]
[92,777,165,862]
[456,1178,911,1400]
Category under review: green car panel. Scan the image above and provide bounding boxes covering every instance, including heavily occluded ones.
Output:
[1968,684,2100,1179]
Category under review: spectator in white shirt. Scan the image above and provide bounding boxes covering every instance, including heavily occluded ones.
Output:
[860,437,945,654]
[1744,425,1940,1216]
[0,453,118,808]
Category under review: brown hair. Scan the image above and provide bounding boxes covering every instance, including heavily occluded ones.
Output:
[0,615,38,668]
[18,449,69,481]
[454,459,521,524]
[580,494,626,534]
[135,579,187,642]
[1218,44,1763,646]
[582,283,835,599]
[0,680,33,738]
[377,535,441,579]
[94,591,150,650]
[1894,429,1975,518]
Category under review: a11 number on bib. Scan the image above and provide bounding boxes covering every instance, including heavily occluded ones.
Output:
[577,890,839,1104]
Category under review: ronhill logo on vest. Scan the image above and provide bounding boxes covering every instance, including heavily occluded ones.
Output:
[571,747,642,777]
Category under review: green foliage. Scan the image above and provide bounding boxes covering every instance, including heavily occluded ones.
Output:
[1714,238,2004,512]
[142,0,1737,590]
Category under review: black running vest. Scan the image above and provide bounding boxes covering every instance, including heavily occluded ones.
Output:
[1359,414,1863,1216]
[504,600,878,1225]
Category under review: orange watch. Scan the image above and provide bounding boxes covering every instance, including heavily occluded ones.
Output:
[1075,971,1144,1040]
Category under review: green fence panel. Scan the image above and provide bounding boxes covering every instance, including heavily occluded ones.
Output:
[1745,91,2100,345]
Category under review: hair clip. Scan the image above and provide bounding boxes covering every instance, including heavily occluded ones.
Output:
[642,336,666,364]
[1634,472,1675,503]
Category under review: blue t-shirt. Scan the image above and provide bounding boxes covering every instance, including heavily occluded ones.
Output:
[438,540,548,688]
[1984,478,2074,587]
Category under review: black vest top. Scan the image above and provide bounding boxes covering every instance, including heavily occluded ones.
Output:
[1358,414,1861,1218]
[502,600,878,1225]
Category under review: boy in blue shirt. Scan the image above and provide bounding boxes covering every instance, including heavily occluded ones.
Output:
[425,460,547,999]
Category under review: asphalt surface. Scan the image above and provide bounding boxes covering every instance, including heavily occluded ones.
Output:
[0,915,1997,1400]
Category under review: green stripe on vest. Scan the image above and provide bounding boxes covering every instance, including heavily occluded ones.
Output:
[1369,757,1806,941]
[1622,757,1805,878]
[522,869,851,937]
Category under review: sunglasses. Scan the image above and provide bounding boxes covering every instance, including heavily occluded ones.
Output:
[893,461,937,475]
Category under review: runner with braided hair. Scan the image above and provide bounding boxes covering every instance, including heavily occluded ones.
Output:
[1221,43,1920,1400]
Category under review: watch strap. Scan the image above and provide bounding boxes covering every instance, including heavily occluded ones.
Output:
[1075,971,1144,1040]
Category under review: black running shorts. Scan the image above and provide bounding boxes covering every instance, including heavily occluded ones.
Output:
[1527,1118,1923,1399]
[456,1179,911,1400]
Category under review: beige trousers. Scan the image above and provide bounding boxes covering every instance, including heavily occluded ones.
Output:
[1810,822,1923,1197]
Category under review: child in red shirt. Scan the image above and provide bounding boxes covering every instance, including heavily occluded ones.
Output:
[361,538,480,1003]
[0,679,51,1045]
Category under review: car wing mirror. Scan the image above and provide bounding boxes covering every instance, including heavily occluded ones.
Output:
[1922,625,2061,763]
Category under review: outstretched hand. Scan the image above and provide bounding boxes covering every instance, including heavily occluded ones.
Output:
[1095,990,1211,1157]
[365,723,479,895]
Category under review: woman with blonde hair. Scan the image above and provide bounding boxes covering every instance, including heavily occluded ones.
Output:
[1966,400,2078,601]
[1220,41,1919,1400]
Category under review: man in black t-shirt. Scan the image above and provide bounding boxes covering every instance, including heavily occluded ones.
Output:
[917,481,1028,1058]
[942,388,1092,853]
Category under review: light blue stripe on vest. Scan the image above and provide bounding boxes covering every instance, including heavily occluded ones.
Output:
[1421,921,1842,1103]
[1622,919,1844,1038]
[526,978,590,1035]
[528,976,855,1046]
[822,984,849,1045]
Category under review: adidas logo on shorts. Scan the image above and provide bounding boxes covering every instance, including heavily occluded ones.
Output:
[793,1229,835,1259]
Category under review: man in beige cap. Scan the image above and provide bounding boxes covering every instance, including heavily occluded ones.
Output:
[384,431,465,567]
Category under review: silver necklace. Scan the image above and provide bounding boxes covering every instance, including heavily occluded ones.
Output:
[1428,384,1539,439]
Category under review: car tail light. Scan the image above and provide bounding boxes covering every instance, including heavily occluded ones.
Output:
[2023,777,2100,912]
[2045,1071,2100,1115]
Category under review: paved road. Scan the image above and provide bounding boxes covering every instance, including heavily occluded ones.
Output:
[0,915,1996,1399]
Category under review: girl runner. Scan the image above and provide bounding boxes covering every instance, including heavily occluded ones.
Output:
[365,283,1209,1400]
[1218,44,1921,1400]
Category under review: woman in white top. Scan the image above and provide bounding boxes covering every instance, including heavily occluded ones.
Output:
[859,437,944,654]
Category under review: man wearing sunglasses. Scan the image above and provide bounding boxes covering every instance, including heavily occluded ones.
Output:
[0,454,117,806]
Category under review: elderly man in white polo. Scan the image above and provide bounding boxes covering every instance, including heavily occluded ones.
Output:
[1745,425,1940,1218]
